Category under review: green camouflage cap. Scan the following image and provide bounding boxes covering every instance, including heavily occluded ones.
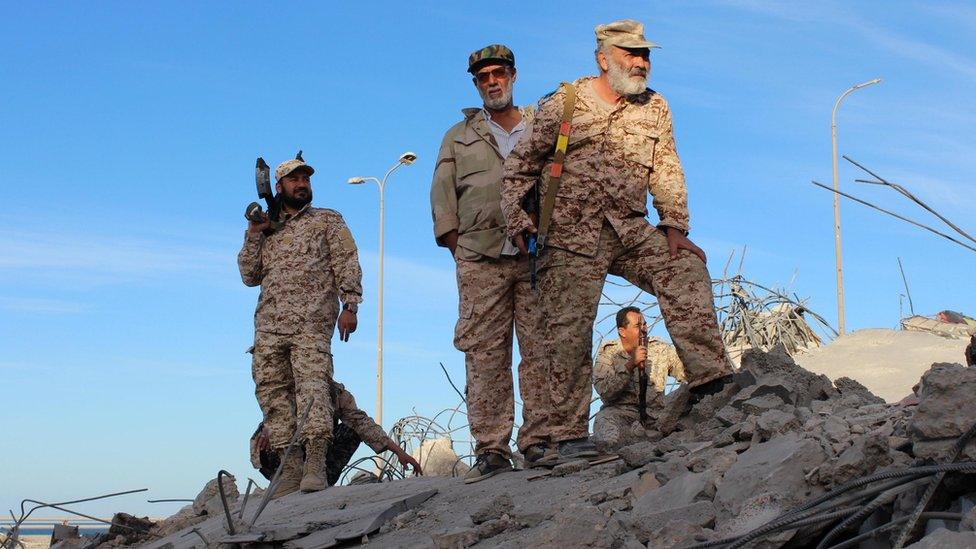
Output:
[595,19,660,50]
[275,159,315,182]
[467,44,515,74]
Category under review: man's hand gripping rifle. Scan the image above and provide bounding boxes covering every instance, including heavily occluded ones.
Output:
[245,157,282,235]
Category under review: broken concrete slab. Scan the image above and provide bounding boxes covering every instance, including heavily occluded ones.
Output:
[470,493,513,524]
[714,433,826,537]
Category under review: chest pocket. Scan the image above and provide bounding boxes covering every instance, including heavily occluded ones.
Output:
[566,113,603,153]
[454,134,497,180]
[622,126,659,169]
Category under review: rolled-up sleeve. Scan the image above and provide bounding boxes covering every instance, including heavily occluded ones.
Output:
[237,231,265,287]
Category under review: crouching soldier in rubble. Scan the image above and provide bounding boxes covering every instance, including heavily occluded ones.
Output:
[592,306,685,451]
[251,380,422,487]
[238,155,364,497]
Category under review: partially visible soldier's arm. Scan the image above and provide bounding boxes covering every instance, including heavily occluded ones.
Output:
[593,344,634,403]
[501,90,563,239]
[666,344,686,383]
[430,130,460,251]
[649,96,691,234]
[324,213,364,308]
[334,384,394,453]
[237,231,265,287]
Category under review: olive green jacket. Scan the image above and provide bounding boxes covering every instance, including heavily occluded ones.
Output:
[430,106,534,261]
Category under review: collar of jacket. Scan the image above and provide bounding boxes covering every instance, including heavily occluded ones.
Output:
[458,105,535,157]
[280,202,312,224]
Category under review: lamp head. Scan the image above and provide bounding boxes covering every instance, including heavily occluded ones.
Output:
[347,177,366,185]
[399,152,417,165]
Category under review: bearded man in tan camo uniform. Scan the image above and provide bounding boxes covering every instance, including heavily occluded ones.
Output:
[430,44,552,483]
[238,156,364,497]
[502,20,735,462]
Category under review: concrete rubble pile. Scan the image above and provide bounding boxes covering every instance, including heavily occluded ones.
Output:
[65,346,976,548]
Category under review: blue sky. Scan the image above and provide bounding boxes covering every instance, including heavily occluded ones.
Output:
[2,1,974,519]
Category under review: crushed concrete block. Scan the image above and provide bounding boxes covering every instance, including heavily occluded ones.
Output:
[108,513,156,545]
[476,515,518,540]
[551,459,590,477]
[731,382,795,411]
[688,447,739,475]
[149,504,208,537]
[821,415,852,444]
[431,526,479,549]
[716,405,745,426]
[756,409,801,440]
[413,437,469,477]
[470,493,513,524]
[910,363,976,460]
[646,457,689,485]
[905,527,976,548]
[741,345,838,406]
[834,376,886,405]
[629,500,715,542]
[617,441,659,468]
[632,469,717,520]
[193,474,240,517]
[631,470,661,501]
[829,431,893,485]
[518,504,624,548]
[714,433,826,537]
[644,519,713,548]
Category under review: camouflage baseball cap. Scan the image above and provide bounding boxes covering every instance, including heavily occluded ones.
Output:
[595,19,660,50]
[467,44,515,74]
[275,159,315,182]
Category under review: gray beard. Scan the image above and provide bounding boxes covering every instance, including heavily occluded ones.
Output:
[481,81,514,110]
[607,60,647,96]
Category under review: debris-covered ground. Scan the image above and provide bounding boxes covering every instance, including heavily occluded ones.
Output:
[37,344,976,548]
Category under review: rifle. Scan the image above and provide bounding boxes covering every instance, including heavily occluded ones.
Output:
[638,332,649,425]
[245,157,282,236]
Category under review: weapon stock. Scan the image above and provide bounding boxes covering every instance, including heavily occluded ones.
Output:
[249,157,281,236]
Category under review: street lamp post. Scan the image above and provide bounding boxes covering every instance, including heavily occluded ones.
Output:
[831,78,881,337]
[348,151,417,427]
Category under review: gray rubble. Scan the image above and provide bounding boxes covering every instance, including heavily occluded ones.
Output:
[82,346,976,548]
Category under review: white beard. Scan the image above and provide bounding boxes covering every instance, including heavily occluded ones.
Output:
[607,58,648,96]
[481,80,514,110]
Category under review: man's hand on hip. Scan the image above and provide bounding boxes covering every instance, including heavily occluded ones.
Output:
[338,310,358,342]
[664,227,706,264]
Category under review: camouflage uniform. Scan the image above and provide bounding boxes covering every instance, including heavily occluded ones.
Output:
[430,106,550,458]
[238,204,363,450]
[250,381,392,485]
[501,77,732,443]
[591,338,685,450]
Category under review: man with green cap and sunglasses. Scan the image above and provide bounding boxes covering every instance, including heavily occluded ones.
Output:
[501,20,736,462]
[430,44,552,483]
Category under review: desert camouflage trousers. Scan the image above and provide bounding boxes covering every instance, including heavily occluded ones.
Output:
[454,255,550,457]
[251,330,335,449]
[540,221,732,442]
[253,423,361,486]
[592,406,642,452]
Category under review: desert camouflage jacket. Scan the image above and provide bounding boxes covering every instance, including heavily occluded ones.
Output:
[430,106,534,261]
[502,76,690,256]
[238,205,363,336]
[593,337,686,408]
